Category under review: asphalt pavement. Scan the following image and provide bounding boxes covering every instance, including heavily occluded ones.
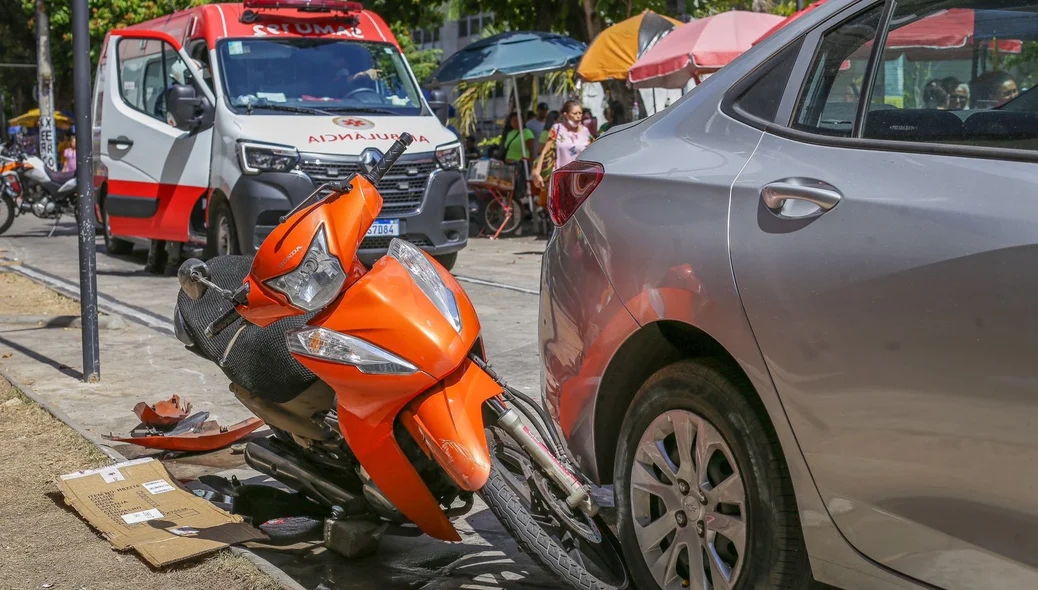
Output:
[0,215,565,590]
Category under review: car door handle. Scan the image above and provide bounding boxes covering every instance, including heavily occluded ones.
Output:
[761,180,841,217]
[108,137,133,149]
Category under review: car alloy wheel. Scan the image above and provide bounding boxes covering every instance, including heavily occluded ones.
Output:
[631,409,746,590]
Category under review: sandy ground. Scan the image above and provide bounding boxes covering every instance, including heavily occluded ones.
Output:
[0,270,81,316]
[0,379,280,590]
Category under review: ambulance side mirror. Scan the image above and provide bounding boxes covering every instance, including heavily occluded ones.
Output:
[427,88,449,126]
[165,84,214,134]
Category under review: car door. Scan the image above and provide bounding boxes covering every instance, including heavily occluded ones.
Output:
[100,30,214,242]
[728,0,1038,588]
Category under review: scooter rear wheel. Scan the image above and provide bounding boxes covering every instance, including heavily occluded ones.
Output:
[480,426,629,590]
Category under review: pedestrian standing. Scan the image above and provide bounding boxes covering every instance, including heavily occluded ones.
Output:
[62,135,76,173]
[526,102,549,153]
[532,100,593,194]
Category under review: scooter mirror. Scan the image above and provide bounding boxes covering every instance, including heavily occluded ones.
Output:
[360,147,384,177]
[178,258,211,300]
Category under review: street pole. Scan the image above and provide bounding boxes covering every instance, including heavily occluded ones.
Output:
[797,0,805,10]
[72,0,100,382]
[35,0,57,170]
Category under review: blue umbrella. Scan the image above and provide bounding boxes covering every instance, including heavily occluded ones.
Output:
[427,32,586,212]
[427,31,587,86]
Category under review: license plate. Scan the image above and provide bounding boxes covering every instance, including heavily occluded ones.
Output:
[365,219,400,237]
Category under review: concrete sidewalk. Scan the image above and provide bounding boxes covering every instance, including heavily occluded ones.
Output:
[0,217,556,590]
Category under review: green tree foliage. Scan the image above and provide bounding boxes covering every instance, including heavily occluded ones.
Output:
[389,22,442,82]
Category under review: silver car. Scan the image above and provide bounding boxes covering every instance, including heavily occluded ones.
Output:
[539,0,1038,588]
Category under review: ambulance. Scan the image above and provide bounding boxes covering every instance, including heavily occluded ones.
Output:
[92,0,467,270]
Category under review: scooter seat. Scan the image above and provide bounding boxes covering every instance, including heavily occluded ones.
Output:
[175,255,319,403]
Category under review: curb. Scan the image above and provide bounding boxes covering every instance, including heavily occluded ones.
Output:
[0,366,306,590]
[0,314,127,329]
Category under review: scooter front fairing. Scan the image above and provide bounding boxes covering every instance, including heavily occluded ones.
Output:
[288,248,500,541]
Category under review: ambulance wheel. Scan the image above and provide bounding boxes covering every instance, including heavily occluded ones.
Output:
[433,252,457,271]
[207,200,239,258]
[102,199,134,255]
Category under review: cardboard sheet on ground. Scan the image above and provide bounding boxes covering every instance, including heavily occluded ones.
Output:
[57,457,264,567]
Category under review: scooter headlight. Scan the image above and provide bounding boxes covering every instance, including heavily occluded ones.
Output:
[265,227,345,311]
[388,238,462,333]
[286,326,417,375]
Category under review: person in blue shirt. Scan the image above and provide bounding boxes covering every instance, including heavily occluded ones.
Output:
[447,105,459,139]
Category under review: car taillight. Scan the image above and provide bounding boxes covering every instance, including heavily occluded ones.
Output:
[548,161,603,226]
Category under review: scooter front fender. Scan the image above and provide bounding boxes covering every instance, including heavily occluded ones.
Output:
[401,359,501,492]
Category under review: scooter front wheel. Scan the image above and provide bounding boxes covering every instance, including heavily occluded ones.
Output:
[480,426,629,590]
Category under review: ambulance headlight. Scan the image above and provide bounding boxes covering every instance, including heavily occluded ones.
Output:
[239,141,299,174]
[435,142,463,170]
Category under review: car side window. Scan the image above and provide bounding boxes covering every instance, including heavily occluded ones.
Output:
[117,38,193,123]
[730,39,805,123]
[792,4,885,137]
[862,0,1038,151]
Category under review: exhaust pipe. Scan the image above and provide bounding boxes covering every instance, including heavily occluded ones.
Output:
[244,437,362,512]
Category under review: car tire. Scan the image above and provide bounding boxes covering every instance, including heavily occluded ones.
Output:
[206,200,239,258]
[102,199,134,255]
[433,252,457,271]
[614,358,814,590]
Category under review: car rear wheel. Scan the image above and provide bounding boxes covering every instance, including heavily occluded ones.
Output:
[614,359,813,590]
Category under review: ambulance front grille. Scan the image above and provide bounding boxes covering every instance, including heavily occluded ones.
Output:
[299,157,437,215]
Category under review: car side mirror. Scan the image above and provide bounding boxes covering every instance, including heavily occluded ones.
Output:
[178,258,211,300]
[427,88,450,126]
[359,147,384,176]
[165,84,214,134]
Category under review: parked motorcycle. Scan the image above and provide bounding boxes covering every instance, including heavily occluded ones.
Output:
[0,137,80,236]
[173,133,629,589]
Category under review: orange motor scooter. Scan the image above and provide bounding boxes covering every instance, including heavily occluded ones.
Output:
[174,133,628,589]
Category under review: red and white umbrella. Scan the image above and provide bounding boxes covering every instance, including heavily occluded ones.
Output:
[628,11,784,88]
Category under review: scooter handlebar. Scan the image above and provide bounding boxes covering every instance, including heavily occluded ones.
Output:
[367,133,414,183]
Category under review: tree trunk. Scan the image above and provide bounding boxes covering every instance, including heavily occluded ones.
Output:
[580,0,605,41]
[36,0,57,170]
[751,0,775,12]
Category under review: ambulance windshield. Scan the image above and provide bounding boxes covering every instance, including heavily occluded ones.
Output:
[218,38,425,116]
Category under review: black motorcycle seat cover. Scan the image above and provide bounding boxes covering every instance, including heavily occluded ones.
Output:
[175,255,319,403]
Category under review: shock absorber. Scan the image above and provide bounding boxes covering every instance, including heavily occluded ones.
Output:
[475,355,599,517]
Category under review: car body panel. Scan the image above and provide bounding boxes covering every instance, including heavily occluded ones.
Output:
[541,47,927,590]
[731,131,1038,589]
[540,220,640,481]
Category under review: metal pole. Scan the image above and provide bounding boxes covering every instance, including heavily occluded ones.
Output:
[72,0,100,382]
[796,0,804,10]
